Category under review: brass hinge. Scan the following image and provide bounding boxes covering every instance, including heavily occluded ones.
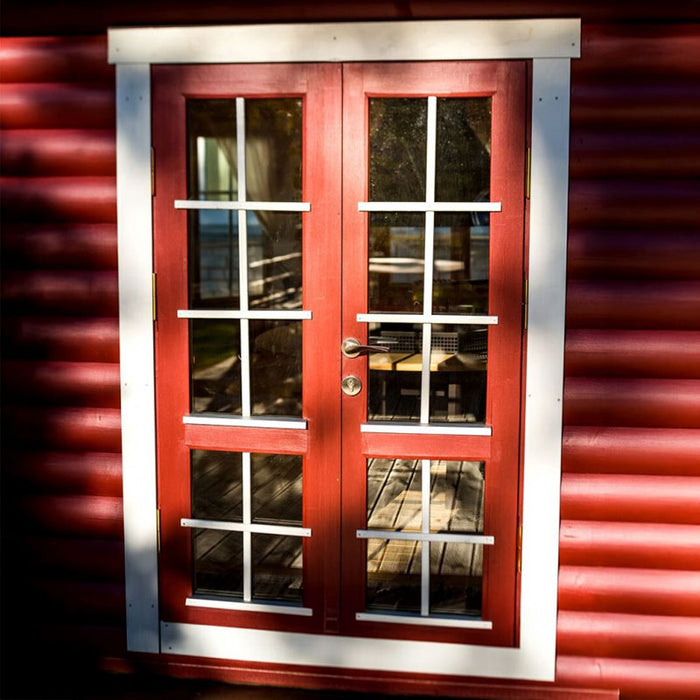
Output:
[517,524,523,573]
[152,272,157,322]
[156,508,162,553]
[525,147,532,199]
[150,147,155,196]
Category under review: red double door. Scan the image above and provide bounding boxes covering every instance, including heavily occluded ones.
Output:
[153,61,526,648]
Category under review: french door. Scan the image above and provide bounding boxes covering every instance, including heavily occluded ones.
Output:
[153,60,526,648]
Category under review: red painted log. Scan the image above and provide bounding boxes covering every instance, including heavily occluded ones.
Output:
[0,36,112,83]
[17,494,123,538]
[2,317,120,362]
[1,129,116,176]
[2,223,117,269]
[568,179,700,229]
[559,520,700,570]
[2,270,119,315]
[558,566,700,617]
[2,360,121,408]
[3,451,122,496]
[565,330,700,378]
[571,82,700,127]
[561,474,700,524]
[0,83,115,129]
[567,229,700,280]
[19,579,125,622]
[556,656,700,699]
[557,611,700,662]
[564,378,700,428]
[566,280,700,330]
[0,176,116,222]
[562,427,700,476]
[574,24,700,79]
[569,128,700,178]
[2,407,121,451]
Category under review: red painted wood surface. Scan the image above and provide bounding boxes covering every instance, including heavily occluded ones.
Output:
[1,18,700,700]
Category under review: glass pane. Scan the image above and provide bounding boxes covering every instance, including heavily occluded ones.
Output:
[252,534,303,604]
[245,99,302,202]
[251,453,303,526]
[192,529,243,597]
[248,211,302,310]
[435,97,491,202]
[191,450,243,521]
[429,460,485,534]
[366,538,421,614]
[250,319,302,417]
[187,100,238,201]
[369,98,427,202]
[190,320,241,414]
[367,458,422,532]
[188,210,240,309]
[430,542,483,617]
[433,213,489,315]
[429,324,487,423]
[368,213,425,314]
[368,322,423,422]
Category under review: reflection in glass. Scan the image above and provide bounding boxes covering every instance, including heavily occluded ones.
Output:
[191,450,243,521]
[429,324,488,423]
[433,213,489,315]
[368,322,423,422]
[430,542,483,617]
[250,319,302,417]
[366,538,421,614]
[369,99,427,202]
[190,320,241,414]
[435,97,491,202]
[187,100,238,201]
[248,211,302,310]
[252,453,303,526]
[367,458,422,532]
[429,460,485,534]
[368,213,425,314]
[192,529,242,597]
[252,534,303,604]
[245,99,302,202]
[188,210,240,308]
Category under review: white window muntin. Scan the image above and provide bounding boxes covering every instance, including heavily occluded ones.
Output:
[112,18,578,682]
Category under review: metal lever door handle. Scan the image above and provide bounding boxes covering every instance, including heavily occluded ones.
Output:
[341,337,391,359]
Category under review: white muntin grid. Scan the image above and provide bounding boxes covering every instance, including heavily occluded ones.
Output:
[358,95,500,436]
[356,457,494,629]
[181,450,312,615]
[356,97,499,627]
[176,97,312,614]
[175,96,312,424]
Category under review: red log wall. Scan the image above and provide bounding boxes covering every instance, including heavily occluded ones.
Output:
[1,9,699,700]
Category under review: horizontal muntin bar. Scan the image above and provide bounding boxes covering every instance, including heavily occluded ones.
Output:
[183,415,308,430]
[357,313,497,325]
[361,422,492,437]
[174,199,310,212]
[356,612,492,630]
[182,518,311,537]
[178,309,312,320]
[356,529,494,545]
[358,201,501,213]
[186,597,312,616]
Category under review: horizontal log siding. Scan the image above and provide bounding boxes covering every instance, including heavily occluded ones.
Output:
[1,18,700,700]
[0,35,124,692]
[560,22,700,698]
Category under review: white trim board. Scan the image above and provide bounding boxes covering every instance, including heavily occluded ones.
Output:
[113,18,577,682]
[109,19,580,64]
